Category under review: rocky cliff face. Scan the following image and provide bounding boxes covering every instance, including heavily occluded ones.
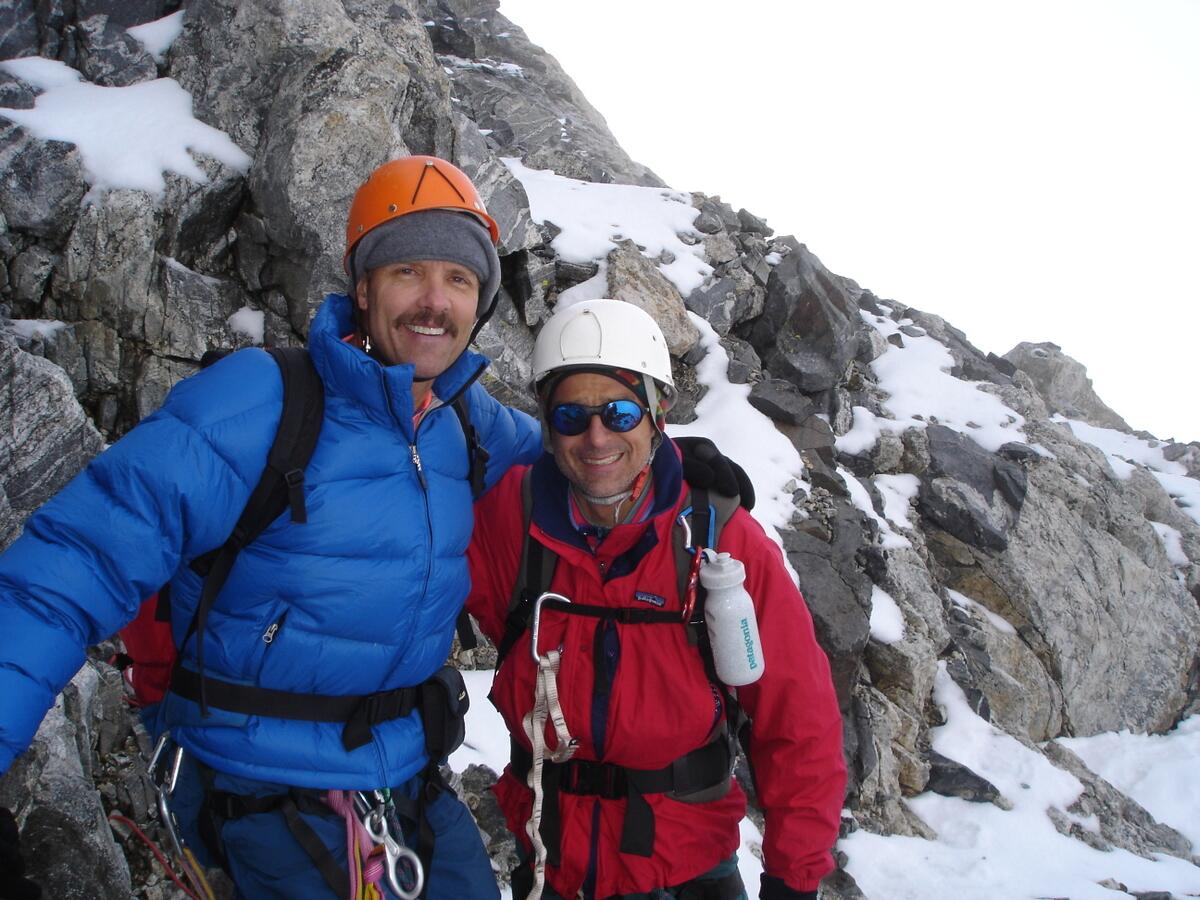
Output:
[2,1,1198,895]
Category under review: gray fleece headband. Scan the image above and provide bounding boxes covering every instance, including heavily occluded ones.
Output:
[350,209,501,316]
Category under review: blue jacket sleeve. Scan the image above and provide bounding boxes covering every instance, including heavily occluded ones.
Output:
[464,382,541,493]
[0,351,280,772]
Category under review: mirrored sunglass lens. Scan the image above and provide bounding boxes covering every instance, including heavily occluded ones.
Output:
[601,401,644,432]
[551,404,590,435]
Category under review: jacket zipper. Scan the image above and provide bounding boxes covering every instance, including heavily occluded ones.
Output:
[262,610,288,645]
[410,415,436,603]
[410,444,428,490]
[404,359,488,605]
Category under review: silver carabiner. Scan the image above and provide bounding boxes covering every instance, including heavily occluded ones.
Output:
[530,592,572,663]
[148,733,186,860]
[356,793,424,900]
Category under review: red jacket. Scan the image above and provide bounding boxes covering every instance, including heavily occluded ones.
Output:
[467,446,845,897]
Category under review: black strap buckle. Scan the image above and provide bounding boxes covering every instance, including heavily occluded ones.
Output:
[283,468,307,523]
[342,687,417,751]
[563,760,626,798]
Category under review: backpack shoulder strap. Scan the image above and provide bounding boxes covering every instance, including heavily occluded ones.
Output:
[451,393,491,651]
[451,394,489,501]
[258,347,325,527]
[674,481,754,760]
[180,346,325,714]
[673,485,741,613]
[493,468,556,669]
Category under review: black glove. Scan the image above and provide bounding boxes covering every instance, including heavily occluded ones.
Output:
[674,436,755,511]
[0,807,41,900]
[760,873,817,900]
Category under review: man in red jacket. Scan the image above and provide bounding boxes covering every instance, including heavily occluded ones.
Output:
[466,299,846,900]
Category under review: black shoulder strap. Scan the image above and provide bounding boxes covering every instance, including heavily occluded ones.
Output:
[179,346,324,715]
[258,347,325,526]
[494,469,555,669]
[673,485,741,623]
[454,611,479,652]
[451,394,490,501]
[676,484,754,763]
[452,393,490,651]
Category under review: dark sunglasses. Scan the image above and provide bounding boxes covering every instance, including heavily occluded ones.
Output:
[549,400,648,436]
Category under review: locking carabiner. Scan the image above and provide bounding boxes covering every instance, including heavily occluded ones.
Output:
[147,732,186,861]
[355,791,424,899]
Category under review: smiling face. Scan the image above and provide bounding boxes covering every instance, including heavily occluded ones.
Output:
[355,259,479,399]
[548,371,655,524]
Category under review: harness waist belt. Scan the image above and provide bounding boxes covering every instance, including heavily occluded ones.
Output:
[510,734,733,860]
[169,665,420,751]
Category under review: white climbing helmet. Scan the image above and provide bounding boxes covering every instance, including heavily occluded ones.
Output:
[531,299,676,409]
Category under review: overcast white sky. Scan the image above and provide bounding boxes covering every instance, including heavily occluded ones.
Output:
[497,0,1200,443]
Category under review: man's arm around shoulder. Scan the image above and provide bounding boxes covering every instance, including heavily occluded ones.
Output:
[463,383,541,492]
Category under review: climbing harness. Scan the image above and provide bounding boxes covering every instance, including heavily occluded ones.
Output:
[522,592,580,900]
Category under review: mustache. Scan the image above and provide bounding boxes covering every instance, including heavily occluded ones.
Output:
[395,311,457,336]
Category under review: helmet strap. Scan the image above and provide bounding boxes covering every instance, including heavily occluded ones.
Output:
[573,484,633,509]
[469,288,499,343]
[567,444,658,522]
[642,375,659,422]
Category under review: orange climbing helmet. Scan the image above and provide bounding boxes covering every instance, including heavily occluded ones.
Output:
[343,155,501,274]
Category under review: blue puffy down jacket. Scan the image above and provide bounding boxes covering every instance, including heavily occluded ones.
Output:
[0,292,541,786]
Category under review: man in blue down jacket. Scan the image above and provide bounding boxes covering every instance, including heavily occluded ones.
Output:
[0,156,541,898]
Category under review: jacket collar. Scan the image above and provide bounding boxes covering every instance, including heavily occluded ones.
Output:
[307,293,488,437]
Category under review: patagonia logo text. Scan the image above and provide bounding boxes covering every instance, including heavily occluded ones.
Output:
[634,591,666,607]
[741,618,759,669]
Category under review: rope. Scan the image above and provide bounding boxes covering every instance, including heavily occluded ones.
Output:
[324,790,385,899]
[521,647,577,900]
[107,812,212,900]
[181,848,217,900]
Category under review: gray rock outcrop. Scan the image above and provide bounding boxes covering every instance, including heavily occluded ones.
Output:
[1004,340,1131,431]
[750,239,869,394]
[0,661,134,899]
[0,333,105,549]
[422,0,663,188]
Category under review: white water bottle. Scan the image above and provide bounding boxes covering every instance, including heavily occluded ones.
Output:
[699,549,765,686]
